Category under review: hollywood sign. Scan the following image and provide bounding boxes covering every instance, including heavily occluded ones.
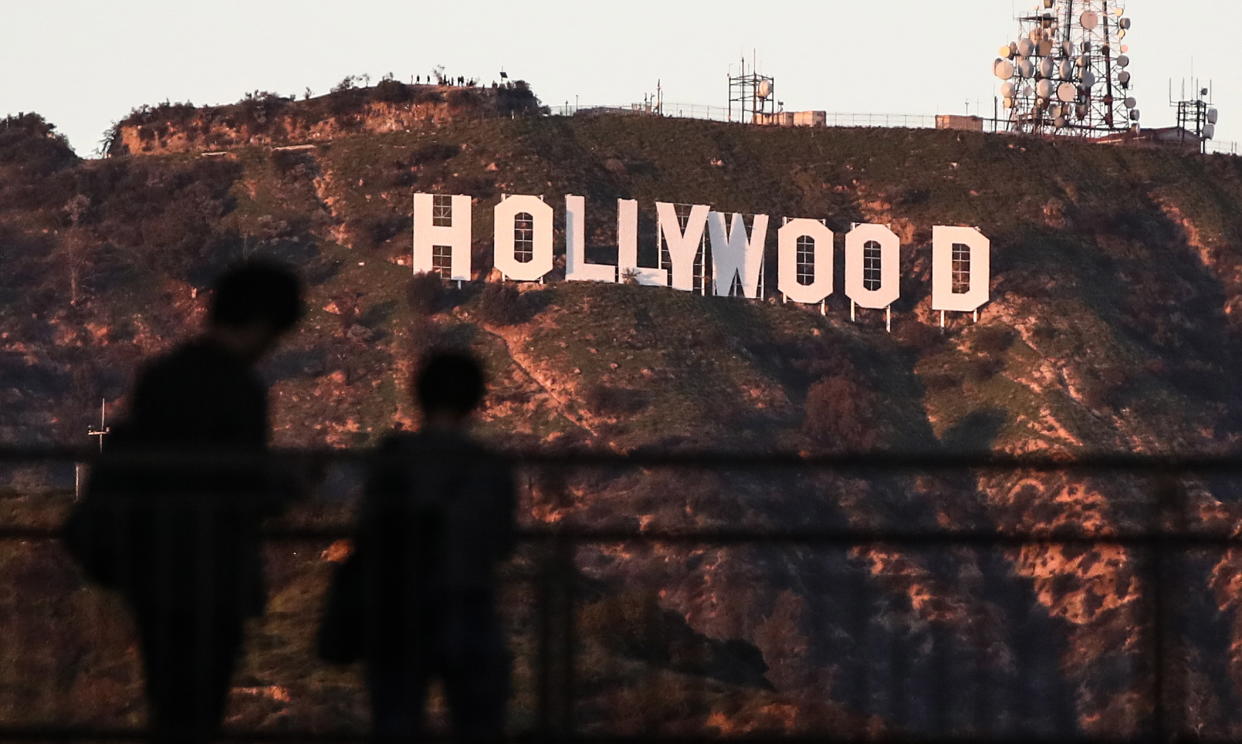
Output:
[412,193,991,323]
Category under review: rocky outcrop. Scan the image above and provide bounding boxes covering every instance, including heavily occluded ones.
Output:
[107,81,542,156]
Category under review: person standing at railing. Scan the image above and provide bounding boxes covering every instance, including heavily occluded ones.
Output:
[66,261,304,744]
[319,351,515,742]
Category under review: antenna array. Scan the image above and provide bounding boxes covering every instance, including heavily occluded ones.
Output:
[728,54,777,124]
[994,0,1138,137]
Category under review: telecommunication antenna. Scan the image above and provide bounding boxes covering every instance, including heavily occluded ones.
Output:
[1169,78,1220,154]
[993,0,1139,137]
[728,52,777,124]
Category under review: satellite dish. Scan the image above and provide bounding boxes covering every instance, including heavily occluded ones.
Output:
[1118,70,1131,87]
[1081,11,1099,30]
[1130,109,1141,121]
[1003,97,1016,109]
[994,59,1015,79]
[1055,116,1068,128]
[1077,55,1089,68]
[1076,104,1089,119]
[1125,97,1137,109]
[1000,82,1017,98]
[1209,108,1220,124]
[1037,79,1054,99]
[1117,55,1130,68]
[1118,29,1127,40]
[1062,41,1074,57]
[1082,70,1097,87]
[1119,17,1132,30]
[1058,82,1078,103]
[1000,44,1015,59]
[1040,58,1055,77]
[1060,60,1074,79]
[1038,39,1054,56]
[1205,123,1217,139]
[1018,59,1035,78]
[1121,44,1130,53]
[1023,85,1034,97]
[1081,41,1092,53]
[757,80,773,99]
[1017,39,1035,57]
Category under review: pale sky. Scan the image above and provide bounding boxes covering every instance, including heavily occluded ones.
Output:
[1,0,1237,156]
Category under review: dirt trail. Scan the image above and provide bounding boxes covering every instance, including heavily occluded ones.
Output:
[481,323,603,440]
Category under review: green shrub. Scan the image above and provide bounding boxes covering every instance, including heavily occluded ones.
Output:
[270,149,315,178]
[967,357,1005,382]
[372,79,413,104]
[476,283,528,325]
[974,325,1016,354]
[406,272,443,315]
[583,383,646,417]
[802,376,877,450]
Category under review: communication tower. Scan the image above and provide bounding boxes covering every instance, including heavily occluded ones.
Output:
[728,55,776,124]
[1170,80,1220,154]
[993,0,1138,137]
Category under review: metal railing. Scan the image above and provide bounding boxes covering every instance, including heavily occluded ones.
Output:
[549,102,1241,156]
[2,446,1242,741]
[552,103,938,130]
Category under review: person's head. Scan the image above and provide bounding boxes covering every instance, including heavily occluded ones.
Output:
[415,351,486,427]
[207,261,304,362]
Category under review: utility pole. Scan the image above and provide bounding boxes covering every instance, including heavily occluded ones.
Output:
[76,399,111,501]
[89,398,111,452]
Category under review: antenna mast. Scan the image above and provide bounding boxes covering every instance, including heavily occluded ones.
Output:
[994,0,1138,137]
[728,56,776,124]
[1170,77,1219,154]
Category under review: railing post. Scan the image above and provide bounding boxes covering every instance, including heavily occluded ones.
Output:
[1149,525,1166,743]
[535,536,555,738]
[535,531,576,740]
[556,535,576,737]
[1151,477,1185,743]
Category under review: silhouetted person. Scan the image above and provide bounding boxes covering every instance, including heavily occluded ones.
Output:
[328,352,515,742]
[79,261,303,743]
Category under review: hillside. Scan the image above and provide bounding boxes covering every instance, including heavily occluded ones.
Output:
[3,107,1242,738]
[104,79,542,157]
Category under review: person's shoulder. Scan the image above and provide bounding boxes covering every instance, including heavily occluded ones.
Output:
[135,340,263,412]
[142,339,239,377]
[135,342,196,390]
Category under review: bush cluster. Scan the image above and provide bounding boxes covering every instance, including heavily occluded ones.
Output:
[406,272,444,316]
[973,325,1016,354]
[583,384,646,417]
[476,283,529,326]
[802,376,877,451]
[0,114,77,173]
